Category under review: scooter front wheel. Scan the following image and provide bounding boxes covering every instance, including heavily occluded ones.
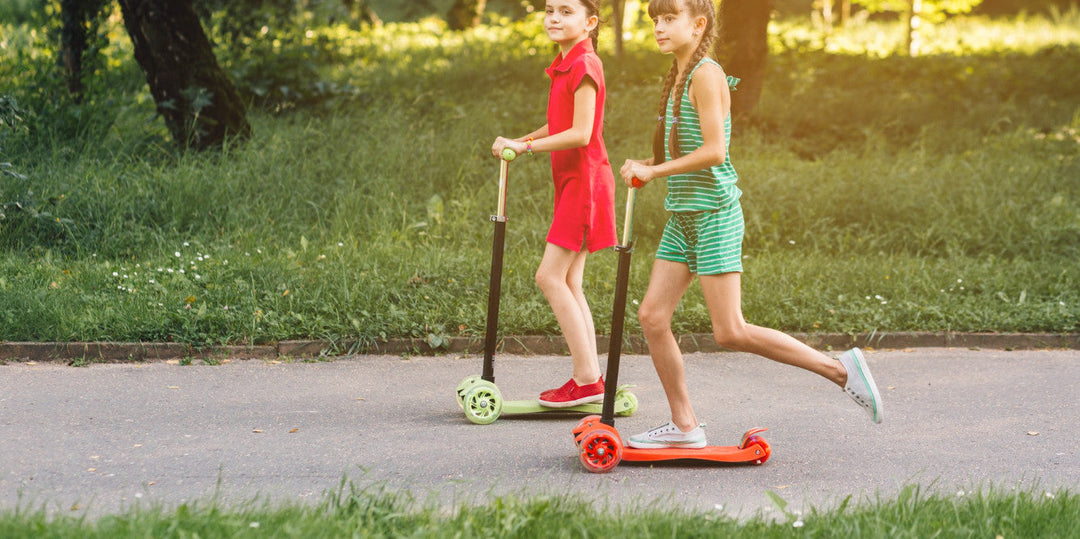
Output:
[579,429,622,473]
[462,380,503,425]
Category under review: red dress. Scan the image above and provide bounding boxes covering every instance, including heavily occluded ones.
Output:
[544,40,617,253]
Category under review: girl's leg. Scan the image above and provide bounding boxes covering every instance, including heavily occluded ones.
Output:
[535,242,599,383]
[698,272,846,387]
[636,259,697,431]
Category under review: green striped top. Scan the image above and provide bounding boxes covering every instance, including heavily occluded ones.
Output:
[663,57,741,212]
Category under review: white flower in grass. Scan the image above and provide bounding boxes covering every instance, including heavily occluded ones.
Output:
[174,252,181,257]
[112,272,119,277]
[183,242,190,247]
[792,519,804,528]
[194,275,201,280]
[1046,492,1056,499]
[957,489,965,497]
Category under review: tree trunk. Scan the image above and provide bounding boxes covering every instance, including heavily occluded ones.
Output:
[715,0,773,118]
[59,0,88,100]
[612,0,625,57]
[343,0,382,27]
[59,0,109,102]
[117,0,250,150]
[906,0,922,56]
[447,0,486,31]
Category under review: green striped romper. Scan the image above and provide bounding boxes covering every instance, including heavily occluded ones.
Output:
[655,57,743,275]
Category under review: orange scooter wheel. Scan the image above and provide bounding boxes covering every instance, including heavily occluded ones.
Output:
[579,429,622,473]
[745,435,771,465]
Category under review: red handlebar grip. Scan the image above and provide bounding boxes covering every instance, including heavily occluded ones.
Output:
[631,177,645,189]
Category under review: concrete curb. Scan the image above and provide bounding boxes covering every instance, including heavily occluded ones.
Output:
[2,332,1078,363]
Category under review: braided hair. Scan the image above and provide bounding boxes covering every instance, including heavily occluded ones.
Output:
[578,0,602,51]
[649,0,718,164]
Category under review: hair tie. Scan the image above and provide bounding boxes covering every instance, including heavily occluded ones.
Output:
[657,115,665,122]
[671,116,679,125]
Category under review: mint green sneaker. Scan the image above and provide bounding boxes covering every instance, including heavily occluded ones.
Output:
[838,348,883,424]
[627,421,707,449]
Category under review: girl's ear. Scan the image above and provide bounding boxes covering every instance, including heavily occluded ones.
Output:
[587,14,599,33]
[693,15,708,36]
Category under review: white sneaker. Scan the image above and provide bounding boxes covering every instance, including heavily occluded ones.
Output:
[627,421,707,449]
[838,348,883,424]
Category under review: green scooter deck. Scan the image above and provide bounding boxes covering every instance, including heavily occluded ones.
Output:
[502,399,632,416]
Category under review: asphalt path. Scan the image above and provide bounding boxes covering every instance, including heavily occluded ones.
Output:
[2,348,1078,519]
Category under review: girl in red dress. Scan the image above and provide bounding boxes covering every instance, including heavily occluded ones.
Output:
[491,0,617,407]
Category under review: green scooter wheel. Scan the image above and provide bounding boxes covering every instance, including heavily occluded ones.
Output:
[614,389,638,417]
[463,380,503,425]
[455,375,482,409]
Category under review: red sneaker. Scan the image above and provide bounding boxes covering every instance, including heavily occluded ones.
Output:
[538,377,605,408]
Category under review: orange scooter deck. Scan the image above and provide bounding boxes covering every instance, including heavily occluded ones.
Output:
[620,427,769,464]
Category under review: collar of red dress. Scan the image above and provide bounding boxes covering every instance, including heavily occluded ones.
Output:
[546,39,594,77]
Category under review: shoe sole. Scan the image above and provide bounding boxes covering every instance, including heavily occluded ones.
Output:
[626,439,708,450]
[538,394,604,408]
[848,348,883,424]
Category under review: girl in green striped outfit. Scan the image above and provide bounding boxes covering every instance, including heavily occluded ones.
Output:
[619,0,883,449]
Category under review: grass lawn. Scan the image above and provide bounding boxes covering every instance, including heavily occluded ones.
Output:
[0,10,1078,348]
[1,482,1078,538]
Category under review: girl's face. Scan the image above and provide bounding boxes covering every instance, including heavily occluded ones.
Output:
[544,0,596,49]
[651,3,703,55]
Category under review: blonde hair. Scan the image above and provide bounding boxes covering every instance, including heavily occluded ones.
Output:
[648,0,717,163]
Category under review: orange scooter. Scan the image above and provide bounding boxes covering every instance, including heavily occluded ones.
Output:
[571,180,771,472]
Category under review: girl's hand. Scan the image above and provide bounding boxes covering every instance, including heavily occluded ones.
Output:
[620,159,654,187]
[491,136,527,158]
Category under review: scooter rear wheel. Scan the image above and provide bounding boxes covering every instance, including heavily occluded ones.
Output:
[745,436,771,465]
[613,389,638,417]
[455,375,482,409]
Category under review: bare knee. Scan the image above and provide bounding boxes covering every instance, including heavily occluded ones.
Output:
[638,301,670,335]
[713,322,751,351]
[534,268,568,297]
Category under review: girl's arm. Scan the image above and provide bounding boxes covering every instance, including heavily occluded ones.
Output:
[491,78,598,157]
[620,63,730,184]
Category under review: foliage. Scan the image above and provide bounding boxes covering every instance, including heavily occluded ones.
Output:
[0,11,1077,344]
[853,0,985,23]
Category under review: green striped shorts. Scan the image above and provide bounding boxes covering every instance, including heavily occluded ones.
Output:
[655,202,744,275]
